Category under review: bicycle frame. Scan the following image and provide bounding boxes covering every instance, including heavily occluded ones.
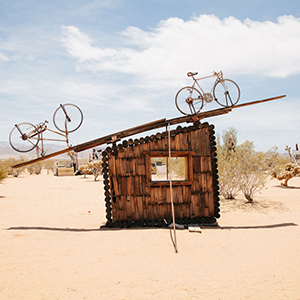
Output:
[190,71,223,96]
[25,120,70,156]
[175,70,240,116]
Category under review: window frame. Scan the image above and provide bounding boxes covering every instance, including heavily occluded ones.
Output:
[144,151,195,186]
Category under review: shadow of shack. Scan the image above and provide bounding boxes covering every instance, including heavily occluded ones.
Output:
[102,121,220,228]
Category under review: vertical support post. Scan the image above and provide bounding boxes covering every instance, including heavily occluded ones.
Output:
[168,123,178,253]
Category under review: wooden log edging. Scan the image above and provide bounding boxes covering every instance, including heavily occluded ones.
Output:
[102,121,220,228]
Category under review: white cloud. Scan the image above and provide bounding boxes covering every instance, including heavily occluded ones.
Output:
[0,52,10,62]
[61,14,300,82]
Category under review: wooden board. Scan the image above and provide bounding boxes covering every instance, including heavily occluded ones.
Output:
[188,224,202,233]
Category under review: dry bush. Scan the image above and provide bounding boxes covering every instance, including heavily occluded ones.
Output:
[43,159,55,174]
[3,157,27,177]
[88,161,103,181]
[272,162,300,186]
[79,164,90,178]
[217,128,282,203]
[236,142,278,203]
[27,162,43,175]
[217,148,240,199]
[0,161,8,183]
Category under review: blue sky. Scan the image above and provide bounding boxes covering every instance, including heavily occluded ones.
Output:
[1,0,300,153]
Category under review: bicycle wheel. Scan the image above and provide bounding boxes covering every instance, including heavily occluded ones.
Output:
[213,79,240,107]
[175,86,203,115]
[53,103,83,133]
[9,123,40,153]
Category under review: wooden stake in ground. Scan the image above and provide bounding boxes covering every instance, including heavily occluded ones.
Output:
[168,123,178,253]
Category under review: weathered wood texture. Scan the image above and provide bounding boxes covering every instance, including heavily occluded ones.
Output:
[102,122,220,227]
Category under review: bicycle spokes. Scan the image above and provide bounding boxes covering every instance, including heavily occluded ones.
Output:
[213,79,240,108]
[175,86,203,115]
[53,104,83,133]
[9,123,40,153]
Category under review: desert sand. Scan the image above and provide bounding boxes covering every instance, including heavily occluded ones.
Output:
[0,171,299,300]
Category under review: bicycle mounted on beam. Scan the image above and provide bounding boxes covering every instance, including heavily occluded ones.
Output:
[175,71,240,115]
[9,103,83,157]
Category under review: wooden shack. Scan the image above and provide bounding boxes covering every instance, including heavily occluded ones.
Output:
[102,121,220,228]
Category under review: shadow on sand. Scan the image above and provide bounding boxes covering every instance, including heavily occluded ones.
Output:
[7,222,297,232]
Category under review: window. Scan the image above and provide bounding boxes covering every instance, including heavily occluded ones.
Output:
[145,151,194,186]
[151,157,187,181]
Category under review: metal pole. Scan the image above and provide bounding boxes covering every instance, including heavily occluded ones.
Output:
[168,123,178,253]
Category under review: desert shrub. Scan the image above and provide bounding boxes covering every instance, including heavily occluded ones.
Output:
[271,145,300,187]
[87,161,102,181]
[79,164,90,178]
[236,142,279,203]
[79,160,103,181]
[27,162,43,175]
[3,157,27,177]
[217,127,240,199]
[0,161,8,183]
[217,146,240,199]
[217,128,281,202]
[272,162,300,186]
[43,159,55,174]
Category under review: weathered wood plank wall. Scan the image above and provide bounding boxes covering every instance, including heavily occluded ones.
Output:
[102,121,220,228]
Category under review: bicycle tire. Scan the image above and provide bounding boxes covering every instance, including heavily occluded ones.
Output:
[9,122,40,153]
[175,86,203,115]
[213,79,240,107]
[53,103,83,133]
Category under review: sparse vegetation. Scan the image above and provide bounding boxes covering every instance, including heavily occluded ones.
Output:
[3,157,27,177]
[237,142,279,203]
[271,145,300,187]
[43,159,55,174]
[27,162,43,175]
[272,162,300,187]
[0,161,8,183]
[79,160,103,181]
[217,128,284,203]
[79,164,91,178]
[87,161,102,181]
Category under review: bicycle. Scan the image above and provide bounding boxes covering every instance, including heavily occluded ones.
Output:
[175,71,240,115]
[9,103,83,155]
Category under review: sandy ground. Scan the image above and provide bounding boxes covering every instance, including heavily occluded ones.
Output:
[0,171,299,300]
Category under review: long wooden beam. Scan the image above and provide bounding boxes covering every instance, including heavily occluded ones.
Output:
[233,95,286,109]
[12,95,285,168]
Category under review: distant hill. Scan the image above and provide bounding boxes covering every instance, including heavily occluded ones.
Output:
[0,141,91,160]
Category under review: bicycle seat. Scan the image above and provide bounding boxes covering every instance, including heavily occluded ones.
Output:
[187,72,198,77]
